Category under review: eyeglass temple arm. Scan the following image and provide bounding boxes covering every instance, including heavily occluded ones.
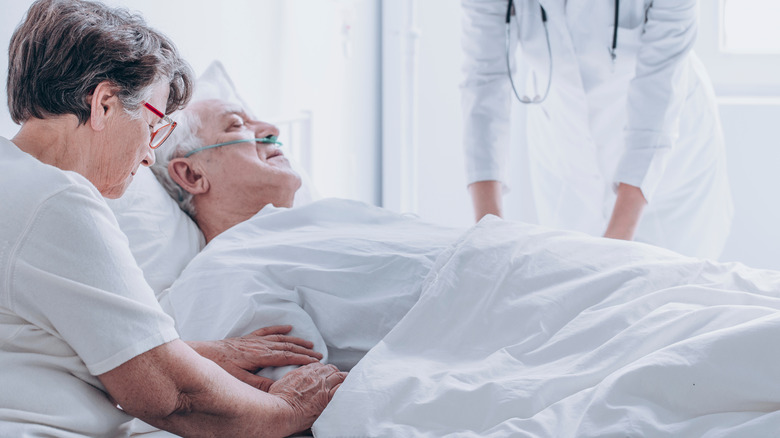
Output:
[143,102,175,125]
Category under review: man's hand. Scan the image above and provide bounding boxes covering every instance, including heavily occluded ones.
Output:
[604,183,647,241]
[269,363,347,428]
[187,325,323,391]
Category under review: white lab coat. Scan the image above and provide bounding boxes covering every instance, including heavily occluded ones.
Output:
[461,0,733,259]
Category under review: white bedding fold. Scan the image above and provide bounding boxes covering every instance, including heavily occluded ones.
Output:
[313,217,780,437]
[160,198,462,373]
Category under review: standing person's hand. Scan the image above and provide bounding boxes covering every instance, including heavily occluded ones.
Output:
[469,180,504,222]
[269,363,347,428]
[604,183,647,241]
[187,325,323,391]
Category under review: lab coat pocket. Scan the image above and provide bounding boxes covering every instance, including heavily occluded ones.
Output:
[607,25,643,76]
[608,25,643,53]
[607,0,647,54]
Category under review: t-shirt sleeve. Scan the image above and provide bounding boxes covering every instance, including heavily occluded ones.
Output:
[8,183,179,376]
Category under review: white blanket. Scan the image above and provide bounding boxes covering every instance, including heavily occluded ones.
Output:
[160,198,462,372]
[313,218,780,437]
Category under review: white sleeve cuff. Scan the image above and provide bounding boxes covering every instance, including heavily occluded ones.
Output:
[613,145,672,203]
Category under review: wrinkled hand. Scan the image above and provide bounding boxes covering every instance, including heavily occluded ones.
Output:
[269,362,347,430]
[187,325,323,391]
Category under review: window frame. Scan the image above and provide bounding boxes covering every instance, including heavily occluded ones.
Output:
[695,0,780,97]
[719,0,780,55]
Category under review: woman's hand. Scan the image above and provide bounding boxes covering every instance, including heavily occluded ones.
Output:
[269,363,347,429]
[187,325,323,391]
[604,183,647,241]
[469,180,504,222]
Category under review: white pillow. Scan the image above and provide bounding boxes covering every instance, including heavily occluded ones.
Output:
[108,60,318,296]
[106,165,204,297]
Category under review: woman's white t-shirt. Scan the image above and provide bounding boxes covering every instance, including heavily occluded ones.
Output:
[0,137,179,437]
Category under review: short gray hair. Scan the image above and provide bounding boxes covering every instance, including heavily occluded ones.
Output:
[8,0,193,124]
[151,108,203,218]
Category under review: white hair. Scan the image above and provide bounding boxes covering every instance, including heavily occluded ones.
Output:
[151,108,203,218]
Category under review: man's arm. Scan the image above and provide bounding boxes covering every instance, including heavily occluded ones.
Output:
[99,339,345,438]
[186,325,324,391]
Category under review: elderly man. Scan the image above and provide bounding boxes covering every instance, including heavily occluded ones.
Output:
[152,98,780,437]
[152,98,463,371]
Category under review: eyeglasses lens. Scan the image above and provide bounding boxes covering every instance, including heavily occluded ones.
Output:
[151,124,175,149]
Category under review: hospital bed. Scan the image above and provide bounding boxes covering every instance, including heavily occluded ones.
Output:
[108,63,780,437]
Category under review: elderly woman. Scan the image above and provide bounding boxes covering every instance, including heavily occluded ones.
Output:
[0,0,345,437]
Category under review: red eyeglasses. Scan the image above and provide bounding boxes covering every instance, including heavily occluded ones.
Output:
[143,101,177,149]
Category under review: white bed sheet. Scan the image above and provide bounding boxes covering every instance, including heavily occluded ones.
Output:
[313,217,780,437]
[160,198,462,375]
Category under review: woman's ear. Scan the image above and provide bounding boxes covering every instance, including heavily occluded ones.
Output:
[169,158,209,195]
[89,81,121,131]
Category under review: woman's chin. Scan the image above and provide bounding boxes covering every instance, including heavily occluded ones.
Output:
[101,176,132,199]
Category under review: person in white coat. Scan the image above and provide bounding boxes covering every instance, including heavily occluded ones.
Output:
[461,0,733,259]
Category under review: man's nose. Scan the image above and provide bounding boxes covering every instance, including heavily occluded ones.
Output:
[250,121,280,138]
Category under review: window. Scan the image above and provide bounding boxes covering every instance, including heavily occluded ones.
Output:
[720,0,780,54]
[694,0,780,97]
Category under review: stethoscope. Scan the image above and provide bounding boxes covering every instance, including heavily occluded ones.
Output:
[505,0,620,104]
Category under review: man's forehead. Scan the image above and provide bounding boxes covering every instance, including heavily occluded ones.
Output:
[218,102,245,117]
[209,101,245,119]
[190,99,243,119]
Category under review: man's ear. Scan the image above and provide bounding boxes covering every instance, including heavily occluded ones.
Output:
[88,81,121,131]
[169,158,209,195]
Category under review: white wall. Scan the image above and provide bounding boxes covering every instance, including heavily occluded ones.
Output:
[696,1,780,270]
[0,0,381,204]
[0,2,24,138]
[276,1,381,203]
[718,103,780,270]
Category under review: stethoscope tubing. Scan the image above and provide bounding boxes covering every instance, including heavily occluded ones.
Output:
[504,0,620,105]
[505,2,552,104]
